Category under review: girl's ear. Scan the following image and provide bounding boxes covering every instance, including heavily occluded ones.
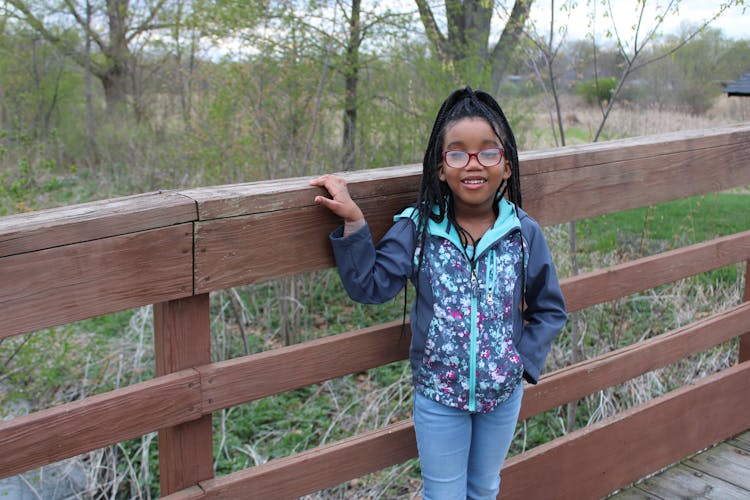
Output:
[438,164,447,182]
[502,160,512,180]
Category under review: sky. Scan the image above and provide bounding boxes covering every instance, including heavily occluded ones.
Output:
[528,0,749,41]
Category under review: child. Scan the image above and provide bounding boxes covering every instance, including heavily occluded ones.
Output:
[310,87,567,499]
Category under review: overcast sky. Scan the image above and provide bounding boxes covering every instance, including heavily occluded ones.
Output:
[528,0,749,41]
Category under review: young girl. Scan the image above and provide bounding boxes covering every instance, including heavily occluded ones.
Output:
[310,87,567,499]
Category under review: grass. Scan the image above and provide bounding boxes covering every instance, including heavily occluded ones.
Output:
[576,193,750,255]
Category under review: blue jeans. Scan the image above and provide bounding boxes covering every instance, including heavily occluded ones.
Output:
[413,383,523,500]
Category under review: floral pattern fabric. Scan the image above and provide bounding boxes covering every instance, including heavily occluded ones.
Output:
[416,231,525,413]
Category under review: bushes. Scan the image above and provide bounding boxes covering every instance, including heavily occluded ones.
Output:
[575,77,618,105]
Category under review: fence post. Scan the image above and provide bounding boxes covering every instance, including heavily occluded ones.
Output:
[741,261,750,363]
[154,293,214,495]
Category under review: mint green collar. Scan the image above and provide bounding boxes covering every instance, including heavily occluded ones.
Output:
[395,198,521,256]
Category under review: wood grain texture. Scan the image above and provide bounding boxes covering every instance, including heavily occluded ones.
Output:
[684,442,750,490]
[0,191,196,257]
[0,224,194,338]
[154,295,214,495]
[178,123,750,223]
[729,431,750,452]
[0,370,201,479]
[521,139,750,226]
[634,463,750,499]
[521,302,750,420]
[740,259,750,363]
[192,126,750,292]
[180,164,421,221]
[199,320,410,413]
[182,420,416,499]
[562,230,750,313]
[500,362,750,499]
[194,192,415,293]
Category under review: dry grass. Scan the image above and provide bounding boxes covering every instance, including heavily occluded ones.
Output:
[519,94,750,151]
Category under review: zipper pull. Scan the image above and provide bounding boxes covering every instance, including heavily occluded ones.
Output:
[470,269,478,292]
[487,289,494,305]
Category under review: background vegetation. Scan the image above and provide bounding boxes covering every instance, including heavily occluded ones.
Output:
[1,0,748,497]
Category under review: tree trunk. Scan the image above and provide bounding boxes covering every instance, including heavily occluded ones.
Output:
[342,0,361,171]
[490,0,533,92]
[415,0,533,88]
[85,0,97,165]
[99,65,130,113]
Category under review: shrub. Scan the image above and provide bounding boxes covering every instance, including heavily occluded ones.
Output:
[575,77,618,105]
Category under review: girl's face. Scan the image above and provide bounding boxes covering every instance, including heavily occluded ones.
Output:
[439,117,511,217]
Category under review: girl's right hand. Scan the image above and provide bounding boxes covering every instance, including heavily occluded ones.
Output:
[309,174,365,223]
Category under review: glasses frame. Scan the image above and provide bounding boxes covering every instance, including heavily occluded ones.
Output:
[442,148,505,169]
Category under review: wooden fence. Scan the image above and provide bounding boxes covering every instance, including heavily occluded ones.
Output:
[1,124,749,499]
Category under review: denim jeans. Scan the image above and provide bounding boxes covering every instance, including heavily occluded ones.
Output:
[413,382,523,500]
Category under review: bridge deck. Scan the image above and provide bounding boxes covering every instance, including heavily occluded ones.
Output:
[610,430,750,499]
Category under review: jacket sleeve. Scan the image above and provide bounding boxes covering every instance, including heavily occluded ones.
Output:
[330,218,415,304]
[517,218,568,384]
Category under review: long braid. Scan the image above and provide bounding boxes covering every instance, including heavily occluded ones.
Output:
[403,87,524,335]
[414,87,522,277]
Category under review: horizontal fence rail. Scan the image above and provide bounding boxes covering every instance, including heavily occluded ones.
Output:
[1,124,749,497]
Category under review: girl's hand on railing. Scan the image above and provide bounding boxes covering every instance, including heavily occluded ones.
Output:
[310,174,365,224]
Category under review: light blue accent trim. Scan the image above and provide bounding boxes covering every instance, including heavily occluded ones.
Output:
[394,199,521,258]
[469,293,477,412]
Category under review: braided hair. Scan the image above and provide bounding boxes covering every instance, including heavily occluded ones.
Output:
[414,86,522,273]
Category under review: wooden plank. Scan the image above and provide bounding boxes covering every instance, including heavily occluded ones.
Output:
[522,139,750,226]
[194,193,415,293]
[562,230,750,313]
[684,442,750,490]
[197,302,748,417]
[728,431,750,452]
[519,123,750,175]
[521,303,750,420]
[499,362,750,499]
[199,320,410,413]
[168,419,418,500]
[154,294,214,495]
[634,464,749,500]
[180,164,421,221]
[0,191,196,257]
[0,370,201,479]
[193,137,750,292]
[740,260,750,363]
[178,124,750,223]
[0,224,193,339]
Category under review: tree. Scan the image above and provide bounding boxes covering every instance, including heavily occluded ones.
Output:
[414,0,534,90]
[585,0,746,140]
[6,0,174,113]
[524,0,746,433]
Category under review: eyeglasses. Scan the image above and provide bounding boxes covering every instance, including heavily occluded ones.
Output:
[442,148,505,169]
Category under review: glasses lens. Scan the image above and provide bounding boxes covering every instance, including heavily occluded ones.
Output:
[444,151,469,168]
[478,148,503,167]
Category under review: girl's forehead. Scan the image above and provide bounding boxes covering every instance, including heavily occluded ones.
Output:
[444,117,501,143]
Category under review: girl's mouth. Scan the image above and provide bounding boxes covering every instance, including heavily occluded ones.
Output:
[462,178,487,186]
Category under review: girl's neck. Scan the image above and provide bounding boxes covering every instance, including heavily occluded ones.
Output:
[454,209,496,243]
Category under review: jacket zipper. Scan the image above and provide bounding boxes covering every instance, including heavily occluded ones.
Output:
[485,249,497,306]
[469,269,478,412]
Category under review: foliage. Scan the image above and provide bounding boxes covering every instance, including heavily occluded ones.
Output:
[575,76,618,105]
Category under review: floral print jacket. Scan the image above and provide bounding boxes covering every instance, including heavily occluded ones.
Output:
[330,198,567,413]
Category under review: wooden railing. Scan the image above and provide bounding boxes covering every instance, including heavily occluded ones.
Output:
[1,124,750,499]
